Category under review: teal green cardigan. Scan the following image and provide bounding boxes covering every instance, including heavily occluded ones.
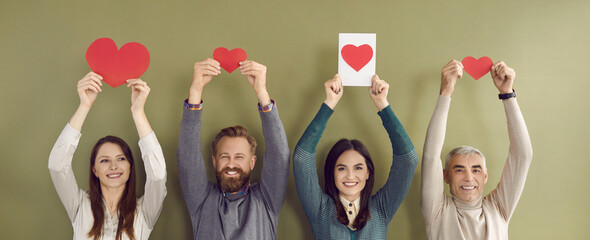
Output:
[293,103,417,239]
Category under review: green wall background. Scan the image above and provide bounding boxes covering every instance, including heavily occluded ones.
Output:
[1,0,588,239]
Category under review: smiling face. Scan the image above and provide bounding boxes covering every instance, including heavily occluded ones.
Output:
[444,154,488,203]
[92,142,131,191]
[333,150,370,202]
[212,136,256,193]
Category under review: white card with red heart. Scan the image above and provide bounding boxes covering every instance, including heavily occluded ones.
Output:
[338,33,376,86]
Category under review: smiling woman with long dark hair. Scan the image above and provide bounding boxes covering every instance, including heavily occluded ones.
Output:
[48,72,167,240]
[293,74,418,239]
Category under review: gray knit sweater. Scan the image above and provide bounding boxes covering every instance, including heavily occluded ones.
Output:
[177,105,290,240]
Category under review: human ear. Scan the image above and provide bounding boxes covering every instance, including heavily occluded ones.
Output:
[211,156,216,168]
[250,155,257,170]
[443,169,450,184]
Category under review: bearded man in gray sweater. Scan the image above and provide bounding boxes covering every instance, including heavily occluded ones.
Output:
[177,58,289,240]
[421,60,533,240]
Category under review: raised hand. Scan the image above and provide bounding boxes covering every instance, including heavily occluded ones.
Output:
[490,61,515,94]
[323,74,344,109]
[77,71,103,108]
[440,60,463,96]
[189,58,221,104]
[127,79,150,113]
[368,75,390,111]
[127,79,152,139]
[239,60,270,105]
[69,72,103,131]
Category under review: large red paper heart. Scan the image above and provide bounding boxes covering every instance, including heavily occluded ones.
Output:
[86,38,150,88]
[341,44,373,72]
[213,47,247,73]
[462,56,493,80]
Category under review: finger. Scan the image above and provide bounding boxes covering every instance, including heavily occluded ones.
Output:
[204,65,222,74]
[369,87,376,96]
[330,84,338,94]
[239,60,252,68]
[205,58,221,67]
[377,80,385,94]
[197,62,222,72]
[490,66,498,79]
[86,82,101,93]
[492,61,505,70]
[372,74,379,84]
[87,71,104,80]
[86,76,103,86]
[380,82,389,94]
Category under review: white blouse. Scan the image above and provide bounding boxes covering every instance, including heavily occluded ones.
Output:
[49,123,167,240]
[339,195,360,230]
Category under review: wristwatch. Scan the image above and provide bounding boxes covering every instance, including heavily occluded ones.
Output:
[498,89,516,100]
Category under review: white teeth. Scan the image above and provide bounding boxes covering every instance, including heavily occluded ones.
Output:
[107,173,122,178]
[461,186,476,190]
[344,182,358,186]
[226,171,238,175]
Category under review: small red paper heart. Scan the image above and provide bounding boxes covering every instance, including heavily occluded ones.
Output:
[462,56,493,80]
[213,47,247,73]
[86,38,150,88]
[341,44,373,72]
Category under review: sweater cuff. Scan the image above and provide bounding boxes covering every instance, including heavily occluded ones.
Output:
[184,99,203,111]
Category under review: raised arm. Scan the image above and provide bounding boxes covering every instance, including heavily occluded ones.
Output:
[293,74,343,223]
[49,72,103,222]
[239,60,290,213]
[369,75,418,220]
[489,61,533,220]
[177,59,220,211]
[127,79,167,228]
[421,60,462,223]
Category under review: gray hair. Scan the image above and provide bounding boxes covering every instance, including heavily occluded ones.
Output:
[444,146,486,170]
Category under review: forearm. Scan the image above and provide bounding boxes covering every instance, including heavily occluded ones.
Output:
[177,106,209,208]
[48,123,83,222]
[138,132,167,227]
[259,106,290,212]
[255,88,271,106]
[495,98,533,218]
[68,104,91,132]
[132,109,153,139]
[504,98,533,164]
[375,106,418,219]
[378,105,414,155]
[421,95,450,221]
[295,103,333,152]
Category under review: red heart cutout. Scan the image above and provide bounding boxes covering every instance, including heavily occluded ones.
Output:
[213,47,247,73]
[341,44,373,72]
[86,38,150,88]
[462,56,493,80]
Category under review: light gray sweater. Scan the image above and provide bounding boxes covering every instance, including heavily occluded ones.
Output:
[177,105,290,240]
[421,96,533,240]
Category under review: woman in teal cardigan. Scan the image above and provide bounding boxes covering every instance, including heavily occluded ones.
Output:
[293,74,417,239]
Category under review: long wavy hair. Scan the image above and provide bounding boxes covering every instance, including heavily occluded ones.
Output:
[88,136,137,240]
[324,139,375,230]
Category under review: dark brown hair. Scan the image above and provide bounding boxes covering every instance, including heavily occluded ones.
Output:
[88,136,136,240]
[324,139,375,230]
[212,125,257,156]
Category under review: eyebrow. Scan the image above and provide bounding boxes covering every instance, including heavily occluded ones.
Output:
[336,163,365,167]
[452,164,482,169]
[98,154,126,159]
[218,153,246,157]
